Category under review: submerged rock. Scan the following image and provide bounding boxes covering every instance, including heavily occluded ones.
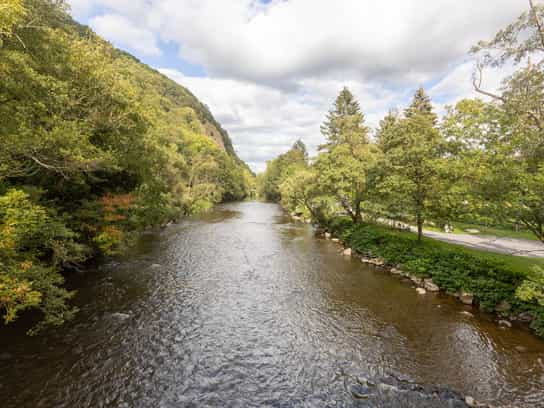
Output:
[516,311,535,323]
[0,352,12,361]
[350,384,371,399]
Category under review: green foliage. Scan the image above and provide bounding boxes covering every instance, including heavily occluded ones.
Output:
[0,189,82,332]
[517,266,544,306]
[258,140,308,202]
[0,0,253,331]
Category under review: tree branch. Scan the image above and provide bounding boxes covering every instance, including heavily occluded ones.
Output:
[529,0,544,51]
[472,63,506,102]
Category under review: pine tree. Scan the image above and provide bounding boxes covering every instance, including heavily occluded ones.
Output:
[376,109,399,153]
[320,87,368,149]
[404,87,437,125]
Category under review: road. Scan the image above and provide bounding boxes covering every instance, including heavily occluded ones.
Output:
[413,227,544,258]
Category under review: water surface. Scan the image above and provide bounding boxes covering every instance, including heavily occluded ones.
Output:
[1,202,544,407]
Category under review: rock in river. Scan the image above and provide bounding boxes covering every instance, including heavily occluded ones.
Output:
[424,279,440,292]
[416,287,427,295]
[343,248,352,256]
[111,312,131,321]
[459,292,474,305]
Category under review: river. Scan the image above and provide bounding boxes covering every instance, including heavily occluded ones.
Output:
[1,202,544,407]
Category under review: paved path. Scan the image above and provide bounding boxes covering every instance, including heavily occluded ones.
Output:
[411,227,544,258]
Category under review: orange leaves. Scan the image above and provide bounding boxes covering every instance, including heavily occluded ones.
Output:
[100,194,135,213]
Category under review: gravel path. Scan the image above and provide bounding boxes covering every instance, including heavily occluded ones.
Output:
[414,227,544,258]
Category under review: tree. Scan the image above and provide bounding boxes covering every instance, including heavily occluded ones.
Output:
[404,86,438,125]
[380,89,443,241]
[258,140,308,202]
[315,88,379,223]
[469,0,544,241]
[320,87,368,149]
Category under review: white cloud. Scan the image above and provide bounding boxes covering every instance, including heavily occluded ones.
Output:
[68,0,530,171]
[160,69,414,172]
[90,14,162,57]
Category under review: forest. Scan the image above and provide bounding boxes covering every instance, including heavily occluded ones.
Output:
[0,0,254,332]
[258,2,544,336]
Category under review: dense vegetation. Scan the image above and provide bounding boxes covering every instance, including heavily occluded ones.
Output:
[259,3,544,335]
[0,0,254,332]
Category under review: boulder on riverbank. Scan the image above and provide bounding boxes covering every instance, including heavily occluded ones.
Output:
[416,287,427,295]
[424,279,440,292]
[343,248,352,256]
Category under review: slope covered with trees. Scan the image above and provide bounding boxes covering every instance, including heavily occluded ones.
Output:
[0,0,253,332]
[258,2,544,336]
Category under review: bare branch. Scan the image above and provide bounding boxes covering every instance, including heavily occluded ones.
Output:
[472,63,506,102]
[529,0,544,50]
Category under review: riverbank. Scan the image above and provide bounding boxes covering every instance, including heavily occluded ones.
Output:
[315,216,544,339]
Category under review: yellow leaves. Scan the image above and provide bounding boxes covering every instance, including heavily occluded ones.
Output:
[0,0,26,38]
[0,274,41,324]
[0,224,16,251]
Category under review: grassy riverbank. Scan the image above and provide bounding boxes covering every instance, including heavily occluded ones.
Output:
[326,217,544,337]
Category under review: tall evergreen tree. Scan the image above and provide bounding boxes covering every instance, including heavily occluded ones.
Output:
[404,86,437,125]
[376,109,400,153]
[320,87,368,149]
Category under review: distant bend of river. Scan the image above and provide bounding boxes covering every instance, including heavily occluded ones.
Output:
[1,202,544,407]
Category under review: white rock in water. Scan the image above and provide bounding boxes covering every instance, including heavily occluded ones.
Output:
[465,396,475,407]
[374,258,385,266]
[331,238,340,243]
[424,279,440,292]
[498,319,512,328]
[459,291,474,305]
[390,268,402,275]
[111,312,131,321]
[416,287,427,295]
[343,248,352,256]
[324,232,331,239]
[151,264,161,269]
[410,276,423,285]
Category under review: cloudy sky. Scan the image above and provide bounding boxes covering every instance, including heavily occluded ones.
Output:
[67,0,526,172]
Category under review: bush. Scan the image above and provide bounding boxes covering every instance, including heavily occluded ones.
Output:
[0,189,83,333]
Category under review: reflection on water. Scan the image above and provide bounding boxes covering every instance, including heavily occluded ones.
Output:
[1,202,543,407]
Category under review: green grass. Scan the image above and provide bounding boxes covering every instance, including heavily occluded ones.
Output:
[425,221,539,241]
[326,217,544,337]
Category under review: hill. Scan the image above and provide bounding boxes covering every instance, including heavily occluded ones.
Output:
[0,0,254,332]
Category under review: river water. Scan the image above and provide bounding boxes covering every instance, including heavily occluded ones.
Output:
[1,202,544,407]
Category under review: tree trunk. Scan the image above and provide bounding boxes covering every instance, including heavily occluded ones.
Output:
[354,200,362,224]
[416,212,423,242]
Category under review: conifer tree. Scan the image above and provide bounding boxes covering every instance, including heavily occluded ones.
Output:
[404,86,437,125]
[320,87,368,149]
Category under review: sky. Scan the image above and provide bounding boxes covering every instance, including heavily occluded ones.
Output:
[67,0,527,172]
